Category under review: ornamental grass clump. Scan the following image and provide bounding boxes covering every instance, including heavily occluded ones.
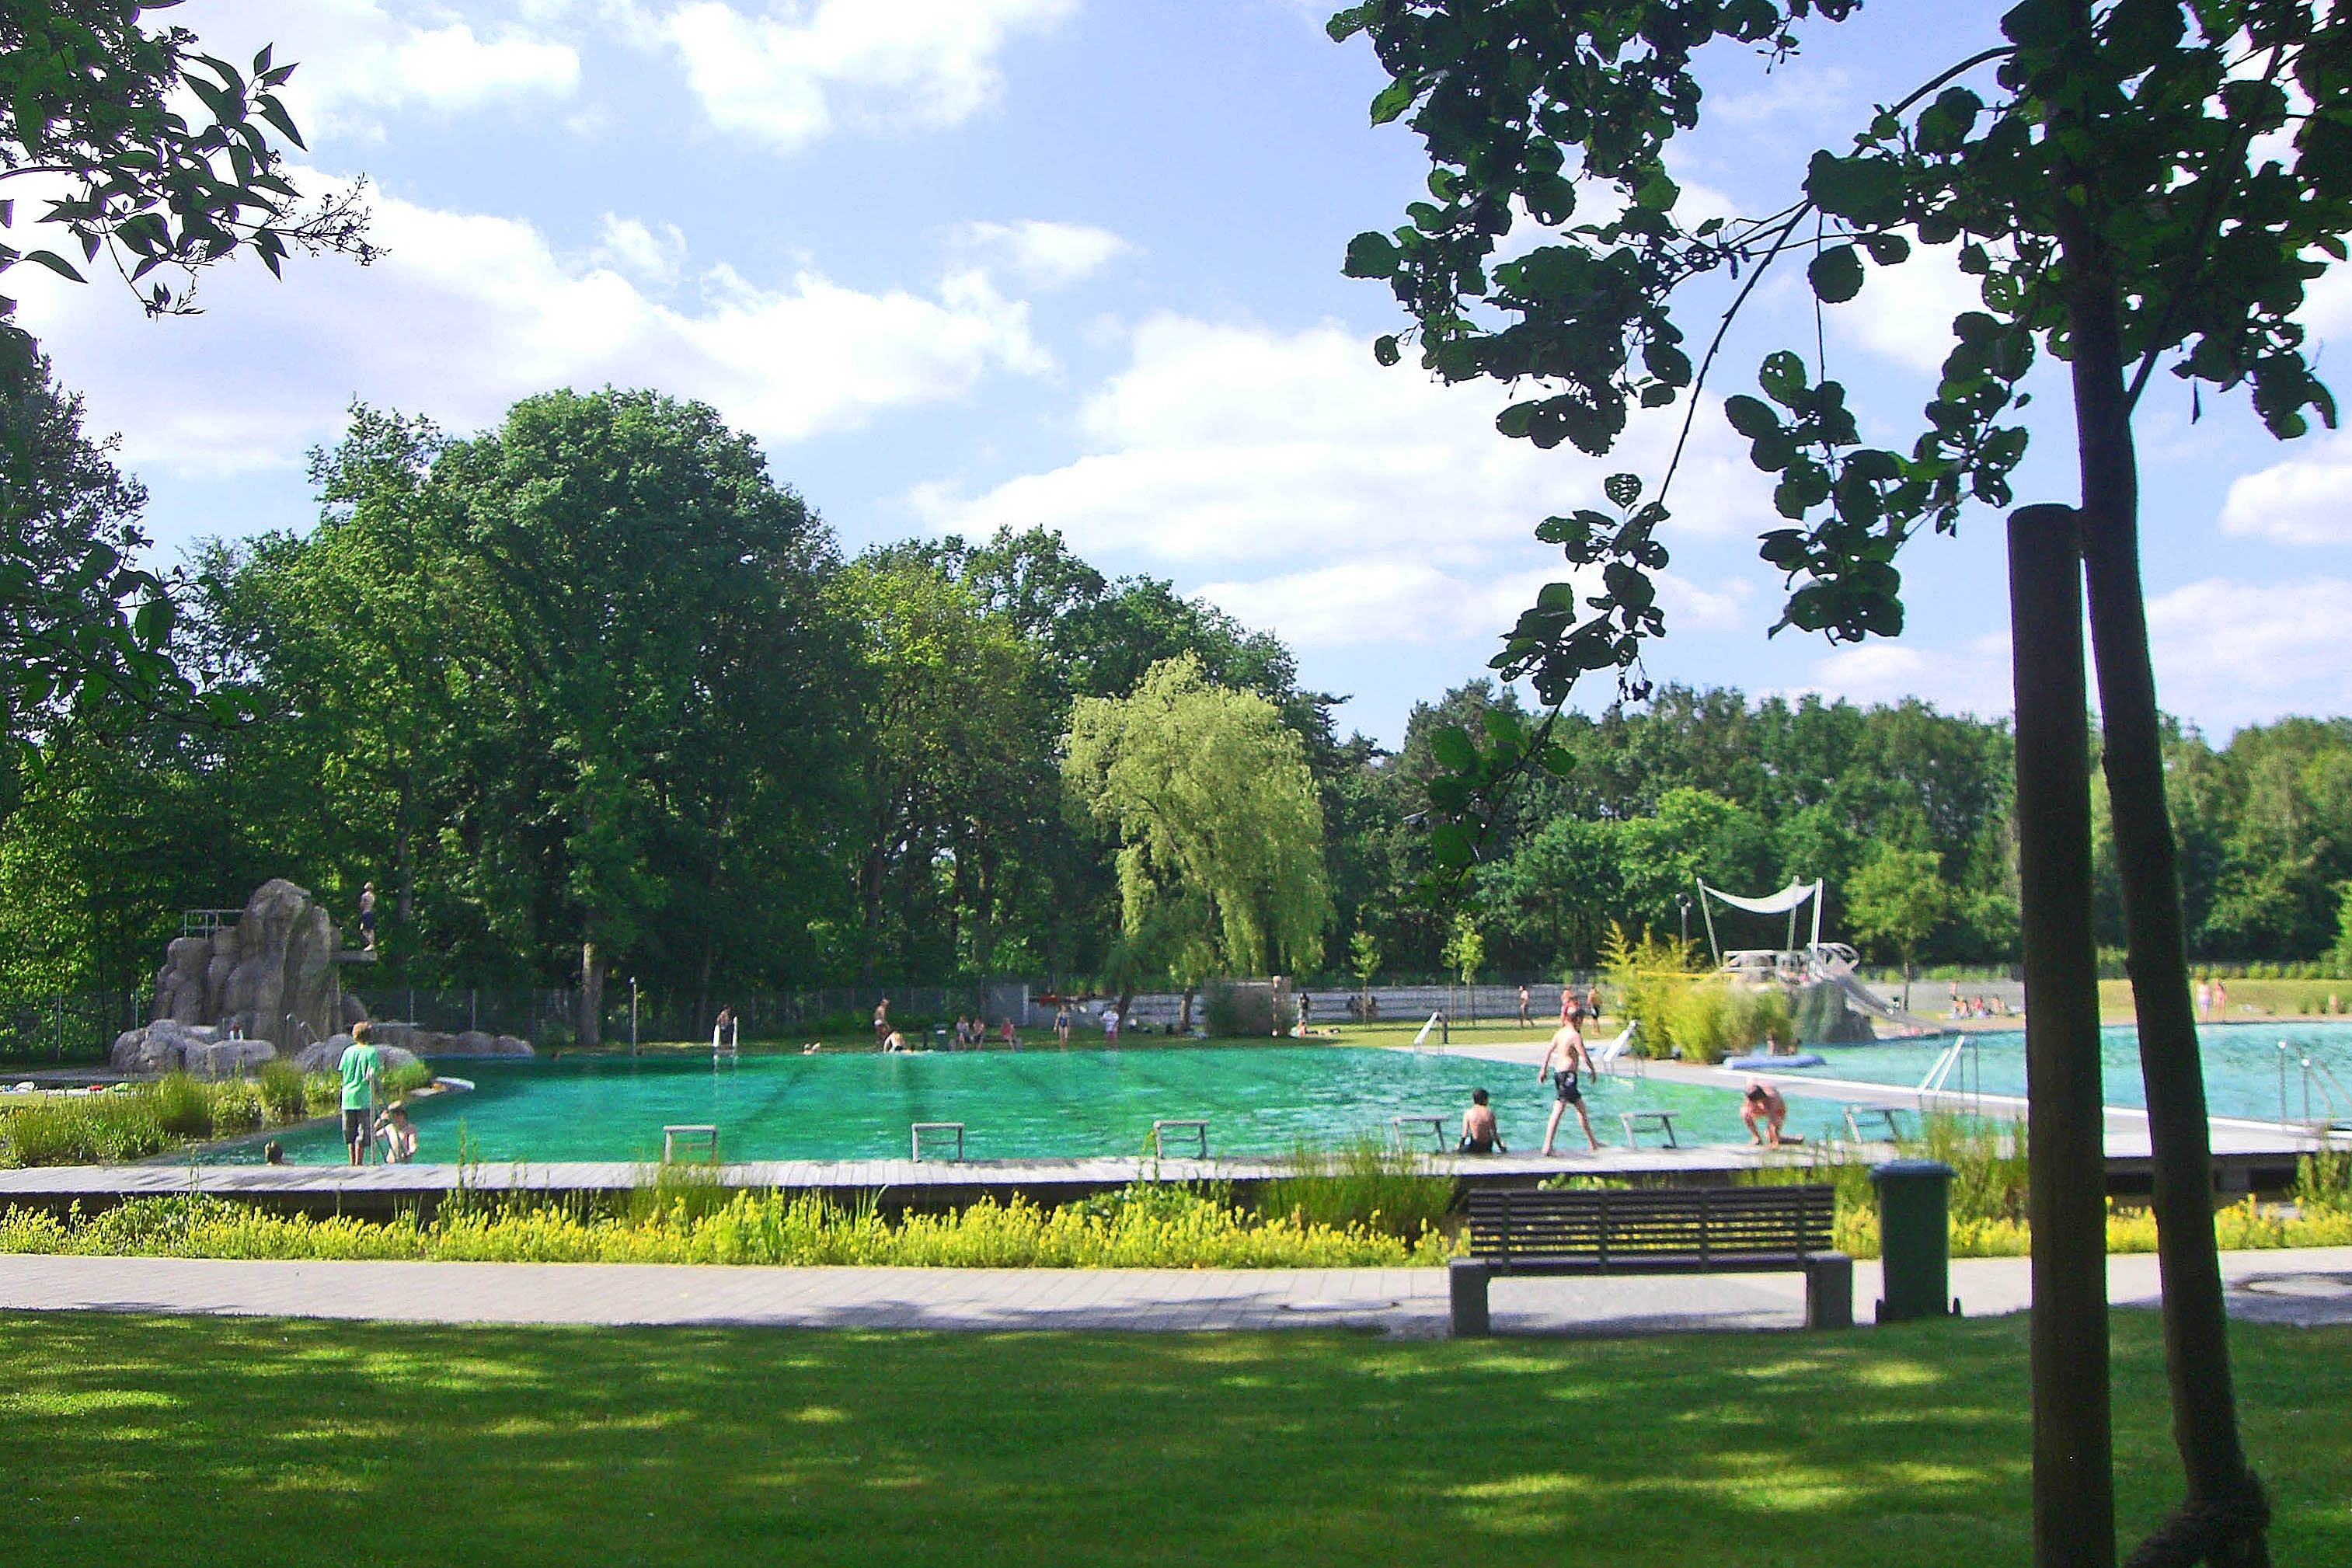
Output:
[0,1094,168,1166]
[258,1061,308,1124]
[1256,1136,1456,1241]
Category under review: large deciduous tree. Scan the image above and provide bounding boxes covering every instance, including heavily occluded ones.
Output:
[1331,2,2350,1560]
[1064,656,1333,1023]
[422,390,850,1040]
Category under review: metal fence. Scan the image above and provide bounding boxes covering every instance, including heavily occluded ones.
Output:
[0,991,148,1064]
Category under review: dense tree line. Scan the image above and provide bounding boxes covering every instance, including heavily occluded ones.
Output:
[4,390,2350,1005]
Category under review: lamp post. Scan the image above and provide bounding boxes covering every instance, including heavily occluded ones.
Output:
[629,976,639,1057]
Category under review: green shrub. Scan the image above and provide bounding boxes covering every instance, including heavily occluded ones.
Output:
[207,1080,263,1138]
[303,1072,341,1117]
[384,1061,437,1097]
[2297,1148,2351,1214]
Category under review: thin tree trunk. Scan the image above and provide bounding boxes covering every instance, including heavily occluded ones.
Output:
[2051,17,2266,1551]
[578,939,602,1047]
[2009,503,2115,1568]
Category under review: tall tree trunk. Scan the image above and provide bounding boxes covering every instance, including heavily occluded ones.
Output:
[859,843,885,984]
[578,938,602,1047]
[696,932,715,1040]
[2051,19,2267,1552]
[2009,504,2115,1568]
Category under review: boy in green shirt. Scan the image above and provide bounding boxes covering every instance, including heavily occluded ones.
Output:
[338,1021,381,1166]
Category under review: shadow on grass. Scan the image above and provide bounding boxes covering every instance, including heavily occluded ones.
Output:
[0,1311,2341,1567]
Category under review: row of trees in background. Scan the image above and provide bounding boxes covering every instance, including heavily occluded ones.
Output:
[3,389,2350,1007]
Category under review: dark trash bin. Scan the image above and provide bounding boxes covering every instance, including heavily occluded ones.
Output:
[1871,1158,1959,1322]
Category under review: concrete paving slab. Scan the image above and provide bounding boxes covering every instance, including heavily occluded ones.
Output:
[3,1247,2345,1336]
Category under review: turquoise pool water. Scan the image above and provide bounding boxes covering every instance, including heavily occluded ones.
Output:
[218,1046,1825,1166]
[1809,1021,2352,1124]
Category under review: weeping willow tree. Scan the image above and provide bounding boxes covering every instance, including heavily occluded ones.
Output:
[1064,656,1332,1023]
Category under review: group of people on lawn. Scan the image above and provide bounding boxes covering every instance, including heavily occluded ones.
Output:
[1455,1001,1797,1157]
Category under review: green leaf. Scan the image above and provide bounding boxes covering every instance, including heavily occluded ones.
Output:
[1723,395,1780,439]
[22,249,85,283]
[1808,245,1866,304]
[1604,472,1643,508]
[1430,725,1477,773]
[1430,822,1476,870]
[1861,232,1910,266]
[1343,231,1399,278]
[1373,333,1402,367]
[1804,152,1907,226]
[1758,350,1811,409]
[1368,78,1417,127]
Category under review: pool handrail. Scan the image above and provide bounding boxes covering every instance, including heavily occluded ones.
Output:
[911,1121,965,1162]
[1150,1119,1209,1159]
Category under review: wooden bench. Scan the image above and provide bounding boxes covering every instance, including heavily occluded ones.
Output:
[1448,1183,1852,1336]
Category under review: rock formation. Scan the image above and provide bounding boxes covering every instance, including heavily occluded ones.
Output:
[144,879,344,1050]
[111,878,534,1074]
[113,880,343,1074]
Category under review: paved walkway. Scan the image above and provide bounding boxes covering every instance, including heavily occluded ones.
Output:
[2,1247,2345,1336]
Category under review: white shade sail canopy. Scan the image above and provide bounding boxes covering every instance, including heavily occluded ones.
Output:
[1694,878,1825,964]
[1696,880,1821,916]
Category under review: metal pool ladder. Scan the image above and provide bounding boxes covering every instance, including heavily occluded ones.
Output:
[912,1122,965,1162]
[663,1124,719,1163]
[1150,1120,1209,1159]
[1392,1114,1448,1152]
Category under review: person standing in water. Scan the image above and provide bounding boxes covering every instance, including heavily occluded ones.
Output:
[337,1021,381,1166]
[1538,1007,1601,1155]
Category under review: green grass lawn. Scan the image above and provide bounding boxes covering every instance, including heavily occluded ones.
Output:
[0,1312,2341,1566]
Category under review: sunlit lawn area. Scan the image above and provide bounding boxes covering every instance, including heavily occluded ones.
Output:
[0,1310,2341,1566]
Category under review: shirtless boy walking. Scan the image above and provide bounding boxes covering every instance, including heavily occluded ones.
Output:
[1538,1008,1602,1155]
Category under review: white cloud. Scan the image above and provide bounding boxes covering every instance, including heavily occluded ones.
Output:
[912,313,1779,650]
[653,0,1077,152]
[1828,238,1982,375]
[591,213,689,285]
[13,179,1050,479]
[955,221,1134,289]
[186,2,580,134]
[2145,577,2352,726]
[2220,433,2352,545]
[1804,630,2012,716]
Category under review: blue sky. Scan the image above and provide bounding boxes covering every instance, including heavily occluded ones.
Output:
[16,0,2352,745]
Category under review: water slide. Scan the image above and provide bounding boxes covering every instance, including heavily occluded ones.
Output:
[1818,970,1953,1037]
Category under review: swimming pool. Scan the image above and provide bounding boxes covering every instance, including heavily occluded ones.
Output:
[218,1046,1830,1166]
[1808,1021,2352,1124]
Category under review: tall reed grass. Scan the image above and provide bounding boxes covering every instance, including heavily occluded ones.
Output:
[1601,924,1793,1063]
[1255,1136,1455,1241]
[0,1068,390,1167]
